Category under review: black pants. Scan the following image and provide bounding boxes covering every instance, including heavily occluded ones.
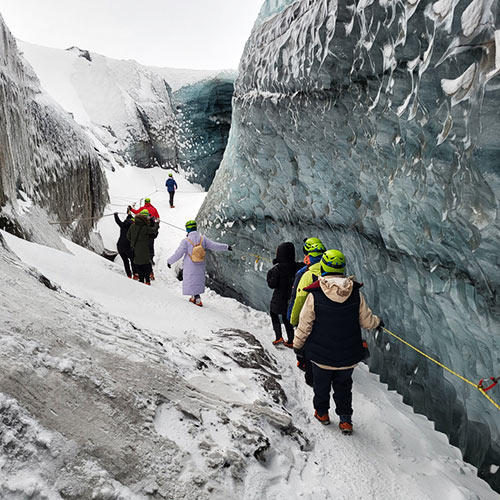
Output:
[270,312,294,342]
[312,364,354,417]
[148,238,155,263]
[136,263,152,284]
[169,191,175,207]
[118,248,135,277]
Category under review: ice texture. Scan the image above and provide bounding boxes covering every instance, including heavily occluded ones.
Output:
[174,73,235,189]
[198,0,500,490]
[0,15,108,248]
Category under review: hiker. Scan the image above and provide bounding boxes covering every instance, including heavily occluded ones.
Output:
[167,220,231,306]
[266,242,303,347]
[293,249,383,434]
[129,198,159,273]
[113,212,136,279]
[288,238,326,326]
[129,197,160,219]
[165,173,178,208]
[126,209,159,285]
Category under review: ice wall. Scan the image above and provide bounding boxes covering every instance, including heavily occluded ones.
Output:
[0,14,108,248]
[174,74,235,189]
[198,0,500,490]
[19,42,179,170]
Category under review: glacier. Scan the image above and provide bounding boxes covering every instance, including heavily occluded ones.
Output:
[0,14,108,249]
[198,0,500,490]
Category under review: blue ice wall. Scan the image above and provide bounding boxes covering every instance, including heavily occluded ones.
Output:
[174,75,235,189]
[198,0,500,490]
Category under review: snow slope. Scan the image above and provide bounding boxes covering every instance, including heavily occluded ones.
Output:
[18,41,178,170]
[0,166,496,499]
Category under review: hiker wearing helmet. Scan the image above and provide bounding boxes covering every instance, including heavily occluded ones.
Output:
[129,198,160,275]
[129,197,160,219]
[165,173,178,208]
[293,249,383,434]
[266,242,303,347]
[288,238,326,326]
[166,220,231,307]
[126,209,159,285]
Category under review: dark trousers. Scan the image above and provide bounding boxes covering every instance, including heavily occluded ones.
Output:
[148,238,155,263]
[312,364,354,417]
[270,312,294,342]
[118,248,135,277]
[169,191,175,207]
[136,263,152,284]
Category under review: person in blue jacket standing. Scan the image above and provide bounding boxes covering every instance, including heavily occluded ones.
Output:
[165,173,178,208]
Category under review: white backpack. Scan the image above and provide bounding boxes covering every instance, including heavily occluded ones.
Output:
[187,236,206,262]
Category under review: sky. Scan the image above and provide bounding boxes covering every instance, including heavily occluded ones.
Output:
[0,0,264,70]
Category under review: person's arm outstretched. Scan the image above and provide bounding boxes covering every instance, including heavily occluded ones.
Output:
[203,237,229,252]
[167,239,188,266]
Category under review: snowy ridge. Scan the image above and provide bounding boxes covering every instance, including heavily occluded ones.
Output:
[19,41,236,186]
[18,41,179,170]
[0,167,497,499]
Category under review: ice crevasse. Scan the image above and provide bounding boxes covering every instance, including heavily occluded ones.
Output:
[198,0,500,490]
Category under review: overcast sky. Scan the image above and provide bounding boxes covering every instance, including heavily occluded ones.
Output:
[0,0,264,69]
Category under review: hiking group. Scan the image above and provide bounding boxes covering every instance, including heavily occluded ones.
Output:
[113,174,232,303]
[267,237,384,435]
[115,177,383,435]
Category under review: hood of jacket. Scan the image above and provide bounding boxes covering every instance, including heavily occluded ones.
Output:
[273,241,296,264]
[134,214,149,226]
[318,275,355,303]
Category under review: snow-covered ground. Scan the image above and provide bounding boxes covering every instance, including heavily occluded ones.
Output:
[0,166,497,499]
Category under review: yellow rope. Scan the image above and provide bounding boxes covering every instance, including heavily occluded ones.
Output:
[381,327,500,412]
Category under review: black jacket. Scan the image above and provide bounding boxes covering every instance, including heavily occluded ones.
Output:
[266,242,303,314]
[305,282,365,367]
[114,214,134,252]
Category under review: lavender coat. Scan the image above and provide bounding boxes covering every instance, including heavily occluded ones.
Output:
[167,230,228,295]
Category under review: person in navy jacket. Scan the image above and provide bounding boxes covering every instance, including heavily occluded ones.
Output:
[165,173,178,208]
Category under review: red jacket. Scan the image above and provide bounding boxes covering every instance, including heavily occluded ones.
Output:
[130,203,159,219]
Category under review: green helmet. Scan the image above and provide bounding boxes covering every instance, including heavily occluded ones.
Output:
[303,237,326,257]
[139,209,150,216]
[185,220,197,230]
[145,197,151,203]
[168,173,173,177]
[321,249,346,275]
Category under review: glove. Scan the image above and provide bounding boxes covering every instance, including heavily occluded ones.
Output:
[167,263,171,269]
[228,245,233,251]
[294,348,306,371]
[376,319,385,331]
[114,212,118,216]
[127,205,132,211]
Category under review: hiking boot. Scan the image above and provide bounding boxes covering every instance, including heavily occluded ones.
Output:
[127,275,132,279]
[132,274,139,281]
[339,421,353,434]
[189,297,203,307]
[170,205,175,208]
[150,272,155,281]
[145,282,151,286]
[314,411,330,425]
[284,341,294,348]
[272,337,284,346]
[339,415,353,434]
